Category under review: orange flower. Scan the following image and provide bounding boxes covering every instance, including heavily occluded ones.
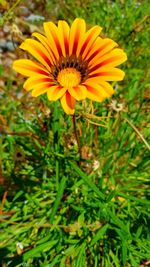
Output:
[13,18,127,114]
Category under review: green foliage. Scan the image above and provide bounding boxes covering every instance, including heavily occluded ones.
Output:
[0,0,150,266]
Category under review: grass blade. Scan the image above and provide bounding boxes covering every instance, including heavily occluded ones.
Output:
[90,223,109,246]
[50,176,66,223]
[69,162,105,200]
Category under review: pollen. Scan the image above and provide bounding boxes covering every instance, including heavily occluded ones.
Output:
[57,68,81,88]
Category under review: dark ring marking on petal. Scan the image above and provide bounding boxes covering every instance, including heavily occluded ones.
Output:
[51,55,89,84]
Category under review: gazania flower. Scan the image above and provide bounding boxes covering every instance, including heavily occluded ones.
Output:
[13,18,127,114]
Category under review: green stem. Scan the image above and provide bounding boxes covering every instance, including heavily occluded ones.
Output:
[72,114,82,159]
[0,0,23,26]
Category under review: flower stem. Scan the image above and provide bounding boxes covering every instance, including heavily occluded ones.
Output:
[72,114,82,159]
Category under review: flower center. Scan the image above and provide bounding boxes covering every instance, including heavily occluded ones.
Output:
[57,67,81,88]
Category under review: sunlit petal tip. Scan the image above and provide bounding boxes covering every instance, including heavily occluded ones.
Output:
[31,90,39,97]
[43,21,52,28]
[99,81,115,96]
[12,59,29,74]
[19,42,25,49]
[68,85,87,101]
[23,82,30,91]
[31,87,49,97]
[74,18,86,24]
[120,70,125,80]
[19,39,30,49]
[12,59,49,77]
[32,32,43,39]
[47,86,67,101]
[95,25,102,34]
[60,92,75,115]
[122,52,128,63]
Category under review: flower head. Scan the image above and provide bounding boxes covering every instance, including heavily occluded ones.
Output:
[13,18,127,114]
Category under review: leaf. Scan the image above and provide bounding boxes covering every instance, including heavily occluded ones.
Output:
[69,162,105,200]
[90,223,109,246]
[50,176,66,223]
[23,240,58,260]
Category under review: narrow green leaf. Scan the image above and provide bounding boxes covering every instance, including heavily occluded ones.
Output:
[76,243,86,267]
[49,255,61,267]
[50,176,66,223]
[117,192,150,205]
[109,250,120,267]
[90,223,109,246]
[108,210,129,234]
[69,162,105,200]
[23,240,58,260]
[122,241,127,266]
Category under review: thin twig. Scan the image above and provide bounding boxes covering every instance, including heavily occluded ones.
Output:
[0,191,8,215]
[125,117,150,151]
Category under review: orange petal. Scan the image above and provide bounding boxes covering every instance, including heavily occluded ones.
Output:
[13,59,49,77]
[88,67,125,81]
[32,32,56,64]
[32,82,53,97]
[58,20,70,57]
[98,81,114,95]
[60,91,75,114]
[69,18,86,56]
[68,85,87,100]
[84,81,110,99]
[44,22,62,60]
[77,25,102,59]
[32,88,49,97]
[23,75,54,91]
[87,38,118,66]
[85,85,104,102]
[89,48,127,71]
[20,39,52,71]
[47,86,67,101]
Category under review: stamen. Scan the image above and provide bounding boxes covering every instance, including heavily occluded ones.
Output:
[51,56,89,83]
[57,68,81,88]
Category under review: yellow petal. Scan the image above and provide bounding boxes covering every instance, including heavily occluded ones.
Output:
[77,25,102,59]
[44,22,62,60]
[69,18,86,56]
[98,81,114,95]
[68,85,87,100]
[47,86,67,101]
[32,32,56,64]
[84,81,109,99]
[31,82,53,96]
[58,20,70,57]
[85,80,114,96]
[32,82,54,95]
[23,75,54,91]
[60,92,75,114]
[89,48,127,70]
[86,85,104,102]
[13,59,49,77]
[20,39,52,71]
[88,67,125,81]
[86,38,118,65]
[32,87,50,97]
